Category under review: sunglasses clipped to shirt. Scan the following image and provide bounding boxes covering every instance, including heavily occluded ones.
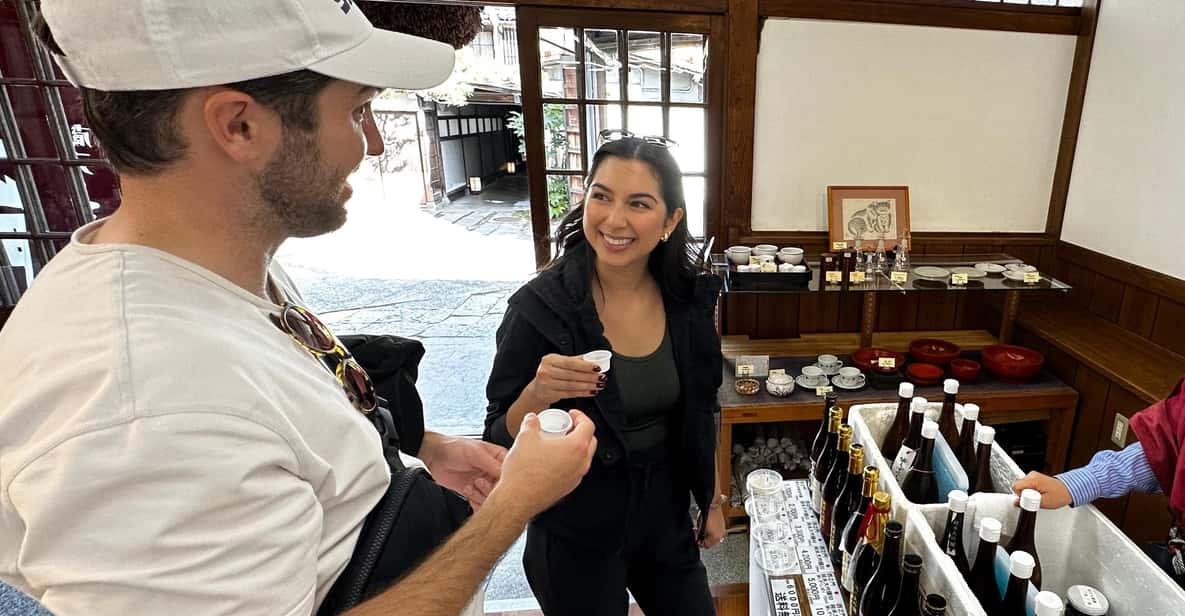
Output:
[272,302,378,414]
[598,128,677,149]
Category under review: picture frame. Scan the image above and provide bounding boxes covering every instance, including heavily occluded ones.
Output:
[826,185,910,252]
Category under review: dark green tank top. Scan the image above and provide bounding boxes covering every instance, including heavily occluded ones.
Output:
[613,328,680,453]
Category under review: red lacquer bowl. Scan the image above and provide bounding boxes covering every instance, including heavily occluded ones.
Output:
[906,362,944,386]
[909,338,962,366]
[949,358,982,382]
[981,345,1045,380]
[853,347,907,373]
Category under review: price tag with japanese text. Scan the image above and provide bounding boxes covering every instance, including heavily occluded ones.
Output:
[815,386,833,397]
[1024,271,1041,284]
[831,241,848,251]
[770,368,786,377]
[768,578,807,616]
[877,357,896,370]
[849,271,866,284]
[737,364,753,378]
[891,271,908,284]
[825,271,843,284]
[952,273,969,286]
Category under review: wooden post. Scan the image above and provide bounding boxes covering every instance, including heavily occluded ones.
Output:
[999,290,1021,343]
[860,293,877,348]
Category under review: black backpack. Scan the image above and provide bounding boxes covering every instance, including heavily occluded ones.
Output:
[316,336,473,615]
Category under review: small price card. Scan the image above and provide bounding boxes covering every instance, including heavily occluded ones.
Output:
[849,271,867,284]
[761,262,778,273]
[770,368,786,377]
[832,241,848,251]
[891,271,908,284]
[952,273,969,286]
[1024,271,1041,284]
[815,386,833,397]
[825,271,843,284]
[877,357,896,370]
[737,364,753,378]
[749,256,762,266]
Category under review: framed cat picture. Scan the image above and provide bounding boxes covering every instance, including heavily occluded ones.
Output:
[826,185,910,252]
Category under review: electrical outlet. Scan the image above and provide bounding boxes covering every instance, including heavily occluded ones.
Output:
[1112,413,1130,447]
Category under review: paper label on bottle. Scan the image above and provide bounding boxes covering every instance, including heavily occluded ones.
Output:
[952,273,969,285]
[815,386,833,397]
[1024,271,1041,284]
[891,271,909,283]
[768,578,807,616]
[891,446,917,482]
[737,364,753,377]
[809,478,822,514]
[849,271,866,284]
[825,271,843,283]
[840,552,854,592]
[832,241,848,251]
[877,357,896,369]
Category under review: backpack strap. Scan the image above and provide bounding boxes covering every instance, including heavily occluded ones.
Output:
[368,396,406,473]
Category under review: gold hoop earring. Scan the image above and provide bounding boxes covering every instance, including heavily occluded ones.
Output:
[660,232,670,242]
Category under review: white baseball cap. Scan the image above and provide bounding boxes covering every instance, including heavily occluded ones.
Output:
[41,0,456,92]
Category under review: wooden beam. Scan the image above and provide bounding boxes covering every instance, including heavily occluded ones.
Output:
[400,0,729,14]
[760,0,1080,34]
[722,0,760,247]
[1046,0,1102,239]
[523,7,712,32]
[514,8,553,268]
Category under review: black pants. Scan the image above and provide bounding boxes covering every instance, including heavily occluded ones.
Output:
[1143,543,1185,588]
[523,455,715,616]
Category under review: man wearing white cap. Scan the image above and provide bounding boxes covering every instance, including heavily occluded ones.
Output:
[0,2,597,615]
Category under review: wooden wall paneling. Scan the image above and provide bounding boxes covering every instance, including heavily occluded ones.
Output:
[1064,262,1096,311]
[1059,241,1185,307]
[914,289,959,331]
[758,0,1080,35]
[877,292,920,332]
[958,292,994,332]
[922,241,965,257]
[962,243,1001,256]
[1042,342,1080,386]
[1009,245,1041,266]
[797,292,823,334]
[1036,245,1058,274]
[837,292,863,333]
[721,0,759,245]
[1087,273,1124,323]
[1150,299,1185,357]
[1068,364,1111,469]
[755,295,801,339]
[1045,0,1101,238]
[1122,492,1174,546]
[724,294,759,334]
[1117,286,1159,340]
[816,291,842,333]
[501,0,728,14]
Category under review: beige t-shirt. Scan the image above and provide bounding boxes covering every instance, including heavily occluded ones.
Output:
[0,220,390,615]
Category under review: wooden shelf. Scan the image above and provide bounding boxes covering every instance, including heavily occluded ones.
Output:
[722,329,1001,358]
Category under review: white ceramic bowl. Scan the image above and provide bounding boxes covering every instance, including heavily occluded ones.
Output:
[753,244,778,255]
[726,246,752,265]
[974,262,1006,274]
[766,374,795,397]
[778,251,804,265]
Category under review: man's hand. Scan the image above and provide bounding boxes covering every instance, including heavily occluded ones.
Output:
[485,410,597,525]
[419,432,506,508]
[1011,471,1073,509]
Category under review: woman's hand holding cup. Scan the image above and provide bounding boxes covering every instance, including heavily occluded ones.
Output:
[526,352,608,405]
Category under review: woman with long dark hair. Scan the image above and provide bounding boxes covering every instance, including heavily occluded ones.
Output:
[483,132,724,615]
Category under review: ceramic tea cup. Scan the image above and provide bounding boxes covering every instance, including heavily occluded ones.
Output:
[817,354,842,371]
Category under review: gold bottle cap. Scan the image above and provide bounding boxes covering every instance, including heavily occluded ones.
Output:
[837,424,853,449]
[829,406,844,420]
[849,444,865,472]
[872,491,891,510]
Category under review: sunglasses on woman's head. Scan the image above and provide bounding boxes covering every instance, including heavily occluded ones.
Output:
[598,128,677,149]
[272,302,378,414]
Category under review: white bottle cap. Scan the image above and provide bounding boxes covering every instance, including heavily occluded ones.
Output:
[962,403,980,421]
[1034,591,1064,616]
[944,379,959,394]
[1020,488,1042,512]
[977,425,996,445]
[921,420,939,439]
[912,397,928,412]
[979,517,1002,542]
[899,382,915,398]
[1009,550,1035,578]
[1066,585,1109,615]
[948,490,968,513]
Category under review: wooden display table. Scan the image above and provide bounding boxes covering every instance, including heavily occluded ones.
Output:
[719,334,1078,523]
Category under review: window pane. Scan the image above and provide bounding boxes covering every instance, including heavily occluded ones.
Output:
[0,4,35,79]
[539,27,578,99]
[0,163,27,233]
[437,119,449,137]
[627,105,662,138]
[2,238,34,302]
[54,87,101,160]
[682,175,705,238]
[30,164,80,232]
[546,175,583,226]
[626,31,662,102]
[585,104,622,163]
[81,165,121,219]
[448,119,460,135]
[7,86,57,158]
[669,107,705,174]
[584,29,620,101]
[543,104,581,171]
[670,33,707,104]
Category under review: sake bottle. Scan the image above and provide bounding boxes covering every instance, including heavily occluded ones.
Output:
[891,397,928,481]
[821,425,854,543]
[921,594,948,616]
[969,517,1003,613]
[848,491,891,612]
[940,490,971,574]
[937,379,960,446]
[859,520,904,616]
[811,405,843,514]
[882,382,915,460]
[1001,551,1036,616]
[810,392,839,471]
[953,403,981,475]
[841,466,881,591]
[1035,590,1065,616]
[886,553,923,616]
[900,420,939,504]
[1006,489,1044,589]
[970,425,997,495]
[829,443,866,562]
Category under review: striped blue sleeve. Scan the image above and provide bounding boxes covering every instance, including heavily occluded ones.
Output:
[1055,442,1162,507]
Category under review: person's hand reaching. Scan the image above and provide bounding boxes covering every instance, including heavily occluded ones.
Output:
[1011,471,1073,509]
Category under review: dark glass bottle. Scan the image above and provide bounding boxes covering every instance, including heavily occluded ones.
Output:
[811,405,843,514]
[901,420,939,504]
[940,490,971,575]
[886,554,923,616]
[921,594,948,616]
[1006,489,1044,589]
[970,425,997,495]
[810,392,839,470]
[969,517,1003,613]
[1066,584,1110,616]
[937,379,960,446]
[848,491,891,612]
[859,519,905,616]
[953,403,981,475]
[882,382,915,460]
[1002,550,1035,616]
[841,466,880,590]
[891,397,927,481]
[821,425,854,543]
[830,443,866,562]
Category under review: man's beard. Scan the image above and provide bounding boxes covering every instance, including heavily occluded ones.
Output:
[256,127,353,238]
